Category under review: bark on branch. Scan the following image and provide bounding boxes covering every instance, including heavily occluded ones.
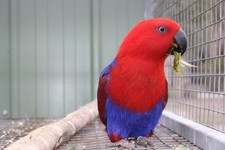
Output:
[6,99,98,150]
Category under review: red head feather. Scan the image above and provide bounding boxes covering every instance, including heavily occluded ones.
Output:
[118,18,181,61]
[107,18,181,112]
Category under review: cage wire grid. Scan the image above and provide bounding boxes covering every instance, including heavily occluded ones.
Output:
[150,0,225,133]
[58,118,202,150]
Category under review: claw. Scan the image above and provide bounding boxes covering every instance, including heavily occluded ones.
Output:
[136,136,153,148]
[107,139,135,150]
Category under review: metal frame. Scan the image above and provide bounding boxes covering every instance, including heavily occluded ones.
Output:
[161,110,225,150]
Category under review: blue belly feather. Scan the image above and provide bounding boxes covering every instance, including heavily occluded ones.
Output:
[106,97,163,138]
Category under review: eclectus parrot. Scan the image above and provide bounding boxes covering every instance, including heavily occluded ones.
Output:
[97,18,187,142]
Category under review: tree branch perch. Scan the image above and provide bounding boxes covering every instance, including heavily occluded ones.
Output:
[6,99,98,150]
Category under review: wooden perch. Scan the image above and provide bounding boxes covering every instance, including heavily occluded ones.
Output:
[6,99,98,150]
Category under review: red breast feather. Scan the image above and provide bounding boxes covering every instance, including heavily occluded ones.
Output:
[108,57,166,112]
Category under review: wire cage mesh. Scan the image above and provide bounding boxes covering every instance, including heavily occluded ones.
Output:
[151,0,225,133]
[58,118,202,150]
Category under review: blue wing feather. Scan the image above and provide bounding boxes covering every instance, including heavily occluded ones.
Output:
[100,60,116,78]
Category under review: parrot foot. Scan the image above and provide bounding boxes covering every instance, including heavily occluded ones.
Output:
[136,136,153,148]
[106,139,135,150]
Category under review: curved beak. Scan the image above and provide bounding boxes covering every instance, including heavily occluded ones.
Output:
[168,29,187,55]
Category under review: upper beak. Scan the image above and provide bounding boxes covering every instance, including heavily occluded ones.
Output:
[168,29,187,55]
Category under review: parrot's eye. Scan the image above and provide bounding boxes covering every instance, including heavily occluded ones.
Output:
[158,26,167,33]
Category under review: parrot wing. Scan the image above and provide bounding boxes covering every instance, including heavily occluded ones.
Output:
[97,60,116,125]
[97,74,107,125]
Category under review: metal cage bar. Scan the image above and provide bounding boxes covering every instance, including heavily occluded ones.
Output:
[150,0,225,133]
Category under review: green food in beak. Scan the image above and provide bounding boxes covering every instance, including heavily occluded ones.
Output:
[168,29,196,76]
[172,51,196,76]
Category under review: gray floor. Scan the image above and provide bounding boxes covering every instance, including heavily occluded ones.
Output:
[0,119,57,149]
[58,118,202,150]
[0,118,202,150]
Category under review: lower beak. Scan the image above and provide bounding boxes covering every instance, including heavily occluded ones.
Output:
[168,29,187,55]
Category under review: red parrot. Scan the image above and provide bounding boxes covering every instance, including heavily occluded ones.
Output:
[97,18,187,142]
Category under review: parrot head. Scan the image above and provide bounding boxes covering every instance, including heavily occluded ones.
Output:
[118,18,187,61]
